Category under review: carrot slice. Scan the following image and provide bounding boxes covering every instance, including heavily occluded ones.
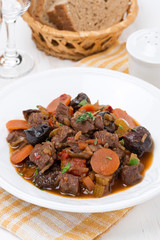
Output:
[91,148,120,176]
[6,120,31,131]
[79,104,96,112]
[113,108,136,129]
[82,176,95,191]
[86,139,102,145]
[47,94,71,113]
[11,145,33,164]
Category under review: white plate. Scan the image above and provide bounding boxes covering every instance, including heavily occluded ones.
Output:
[0,67,160,213]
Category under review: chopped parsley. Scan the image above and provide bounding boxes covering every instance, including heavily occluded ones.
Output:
[128,158,139,166]
[120,139,124,145]
[59,123,63,126]
[131,128,136,132]
[79,99,90,106]
[76,112,95,123]
[36,105,39,108]
[119,125,123,129]
[62,162,71,174]
[106,156,112,160]
[32,167,39,182]
[45,138,50,142]
[18,172,23,176]
[94,138,98,146]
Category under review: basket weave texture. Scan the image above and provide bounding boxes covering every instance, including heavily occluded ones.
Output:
[23,0,138,61]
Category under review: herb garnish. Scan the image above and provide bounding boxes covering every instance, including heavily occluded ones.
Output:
[131,128,136,132]
[79,99,90,106]
[94,138,98,146]
[128,158,139,166]
[119,125,123,129]
[59,123,63,126]
[36,105,39,108]
[32,167,39,182]
[76,112,95,123]
[62,162,71,174]
[120,139,124,145]
[18,172,23,176]
[106,156,112,160]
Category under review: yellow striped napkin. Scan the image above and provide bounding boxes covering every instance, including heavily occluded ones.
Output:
[75,41,128,73]
[0,41,132,240]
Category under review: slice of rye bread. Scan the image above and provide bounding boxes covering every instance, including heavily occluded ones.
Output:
[33,0,57,27]
[47,0,66,29]
[47,0,129,31]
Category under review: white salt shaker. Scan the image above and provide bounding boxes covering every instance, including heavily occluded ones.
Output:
[126,29,160,88]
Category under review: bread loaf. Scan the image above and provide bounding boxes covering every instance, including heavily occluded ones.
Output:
[47,0,129,31]
[32,0,56,27]
[29,0,129,32]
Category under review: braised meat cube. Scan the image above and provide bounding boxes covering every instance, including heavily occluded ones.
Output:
[27,112,49,126]
[29,142,56,173]
[71,117,95,134]
[94,116,104,130]
[94,130,119,148]
[7,130,28,148]
[56,102,69,124]
[120,165,143,185]
[51,125,75,149]
[23,109,40,121]
[34,165,60,189]
[67,139,82,153]
[70,93,91,111]
[124,126,153,157]
[113,147,125,162]
[60,173,80,196]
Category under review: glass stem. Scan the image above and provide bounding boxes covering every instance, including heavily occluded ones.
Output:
[5,19,18,58]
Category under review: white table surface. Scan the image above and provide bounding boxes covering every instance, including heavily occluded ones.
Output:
[0,0,160,239]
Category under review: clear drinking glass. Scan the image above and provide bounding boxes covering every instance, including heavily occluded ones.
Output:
[0,0,34,79]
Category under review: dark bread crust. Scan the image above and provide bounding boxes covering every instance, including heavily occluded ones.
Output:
[54,4,75,31]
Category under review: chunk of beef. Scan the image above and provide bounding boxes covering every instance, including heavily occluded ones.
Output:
[124,126,153,157]
[34,165,60,189]
[51,125,75,149]
[6,130,28,148]
[56,102,69,124]
[67,139,82,153]
[113,147,125,162]
[70,93,91,111]
[94,116,104,130]
[120,165,143,185]
[71,117,95,134]
[29,142,56,172]
[23,109,40,121]
[28,112,49,127]
[60,173,80,196]
[94,130,119,148]
[138,162,144,173]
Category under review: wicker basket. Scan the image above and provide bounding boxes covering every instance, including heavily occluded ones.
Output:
[23,0,138,61]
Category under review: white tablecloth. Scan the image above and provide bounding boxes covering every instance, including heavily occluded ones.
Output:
[0,0,160,239]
